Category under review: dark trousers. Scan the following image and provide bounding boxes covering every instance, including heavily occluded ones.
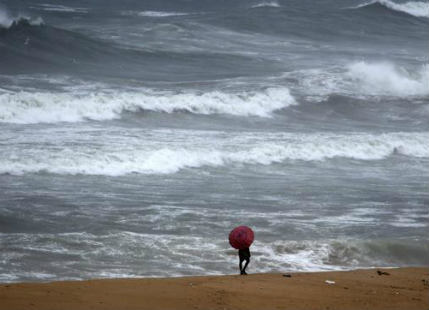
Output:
[238,248,250,274]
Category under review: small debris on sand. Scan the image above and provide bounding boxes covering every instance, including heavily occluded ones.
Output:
[377,270,390,276]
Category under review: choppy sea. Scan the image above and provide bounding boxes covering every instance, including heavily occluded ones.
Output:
[0,0,428,282]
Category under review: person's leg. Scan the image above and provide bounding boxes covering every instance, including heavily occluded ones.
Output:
[241,258,249,275]
[239,257,244,274]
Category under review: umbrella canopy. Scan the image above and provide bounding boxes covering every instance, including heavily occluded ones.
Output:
[229,226,254,250]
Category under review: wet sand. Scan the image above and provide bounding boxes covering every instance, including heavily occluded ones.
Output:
[1,267,428,310]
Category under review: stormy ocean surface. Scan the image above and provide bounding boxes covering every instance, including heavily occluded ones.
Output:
[0,0,428,282]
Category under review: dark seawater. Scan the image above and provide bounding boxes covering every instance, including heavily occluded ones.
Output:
[0,0,428,282]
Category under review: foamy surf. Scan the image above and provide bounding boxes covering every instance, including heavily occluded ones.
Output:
[0,87,296,124]
[31,4,88,13]
[0,0,427,284]
[121,11,190,17]
[251,1,281,9]
[1,230,426,282]
[353,0,429,18]
[282,62,429,101]
[1,131,427,176]
[0,9,44,28]
[346,62,429,96]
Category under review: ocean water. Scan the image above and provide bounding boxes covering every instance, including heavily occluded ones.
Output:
[0,0,428,282]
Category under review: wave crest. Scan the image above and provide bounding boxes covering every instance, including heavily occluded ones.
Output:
[251,1,281,8]
[355,0,429,18]
[346,62,429,97]
[1,132,427,176]
[32,4,88,13]
[0,9,44,29]
[121,11,189,17]
[284,62,429,101]
[0,88,296,124]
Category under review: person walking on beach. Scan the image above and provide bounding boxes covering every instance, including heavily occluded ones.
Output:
[229,226,254,275]
[238,247,251,275]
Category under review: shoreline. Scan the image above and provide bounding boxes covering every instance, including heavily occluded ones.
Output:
[1,267,428,310]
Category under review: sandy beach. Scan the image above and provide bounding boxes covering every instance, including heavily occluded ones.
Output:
[1,267,427,310]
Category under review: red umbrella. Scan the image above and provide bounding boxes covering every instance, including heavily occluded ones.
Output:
[229,226,254,250]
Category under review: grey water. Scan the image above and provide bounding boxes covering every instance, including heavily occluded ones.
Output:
[0,0,428,282]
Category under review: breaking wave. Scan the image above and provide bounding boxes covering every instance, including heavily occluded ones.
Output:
[31,4,88,13]
[0,88,296,124]
[251,1,281,9]
[354,0,429,18]
[1,132,427,175]
[0,9,43,29]
[121,11,190,17]
[255,238,429,271]
[284,62,429,101]
[2,61,426,125]
[346,62,429,96]
[1,231,427,282]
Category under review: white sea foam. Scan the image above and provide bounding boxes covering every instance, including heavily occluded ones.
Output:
[346,62,429,96]
[1,132,427,176]
[35,4,88,13]
[3,230,424,282]
[390,209,429,227]
[122,10,189,17]
[284,62,429,101]
[355,0,429,18]
[251,1,281,8]
[0,9,12,28]
[0,9,44,28]
[0,87,296,124]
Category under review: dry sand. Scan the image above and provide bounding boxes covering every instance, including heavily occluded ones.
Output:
[1,267,428,310]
